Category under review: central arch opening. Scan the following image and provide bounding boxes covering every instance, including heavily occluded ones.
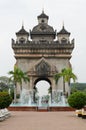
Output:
[34,78,52,106]
[36,80,50,96]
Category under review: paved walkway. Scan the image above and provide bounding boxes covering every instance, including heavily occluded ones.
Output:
[0,111,86,130]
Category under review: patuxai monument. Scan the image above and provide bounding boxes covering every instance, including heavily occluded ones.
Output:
[12,10,74,106]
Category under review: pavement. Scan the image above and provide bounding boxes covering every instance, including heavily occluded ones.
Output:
[0,111,86,130]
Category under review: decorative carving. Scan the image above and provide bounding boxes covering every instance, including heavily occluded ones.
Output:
[19,37,25,43]
[40,25,46,30]
[35,60,50,76]
[61,38,67,44]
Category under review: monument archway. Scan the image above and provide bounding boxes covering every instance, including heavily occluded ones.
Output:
[27,58,56,103]
[33,78,52,103]
[12,11,74,105]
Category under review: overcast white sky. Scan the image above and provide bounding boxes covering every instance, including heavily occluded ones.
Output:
[0,0,86,83]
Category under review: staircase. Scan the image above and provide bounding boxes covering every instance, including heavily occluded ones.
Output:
[37,106,49,112]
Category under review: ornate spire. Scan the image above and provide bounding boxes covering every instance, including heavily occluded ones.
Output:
[16,22,29,36]
[22,20,24,29]
[57,22,70,35]
[37,10,49,19]
[62,21,64,29]
[42,7,44,14]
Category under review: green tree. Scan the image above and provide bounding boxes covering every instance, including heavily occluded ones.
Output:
[0,92,12,109]
[17,70,30,91]
[54,73,61,84]
[68,91,86,109]
[0,76,10,92]
[71,86,78,94]
[8,66,30,103]
[0,76,15,101]
[0,82,8,91]
[54,67,77,95]
[0,76,9,85]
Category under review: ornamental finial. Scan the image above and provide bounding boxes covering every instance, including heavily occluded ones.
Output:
[42,6,44,14]
[22,20,24,29]
[62,21,64,29]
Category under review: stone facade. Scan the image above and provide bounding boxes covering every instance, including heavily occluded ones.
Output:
[12,11,74,101]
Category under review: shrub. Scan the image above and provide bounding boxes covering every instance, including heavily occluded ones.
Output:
[68,91,86,109]
[0,92,12,109]
[70,86,79,94]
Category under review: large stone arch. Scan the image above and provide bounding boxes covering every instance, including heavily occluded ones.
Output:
[27,58,57,90]
[33,77,52,102]
[34,77,51,86]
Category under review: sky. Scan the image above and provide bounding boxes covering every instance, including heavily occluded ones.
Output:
[0,0,86,83]
[36,81,50,96]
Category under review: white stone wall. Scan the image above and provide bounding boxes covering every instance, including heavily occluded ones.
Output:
[16,57,71,94]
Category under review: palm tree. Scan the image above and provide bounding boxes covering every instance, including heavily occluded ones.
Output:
[54,73,61,84]
[18,70,30,91]
[62,68,77,82]
[8,66,30,103]
[61,68,77,95]
[54,67,77,95]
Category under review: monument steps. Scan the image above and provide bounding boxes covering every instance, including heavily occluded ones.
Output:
[37,106,49,112]
[8,106,85,111]
[37,109,48,112]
